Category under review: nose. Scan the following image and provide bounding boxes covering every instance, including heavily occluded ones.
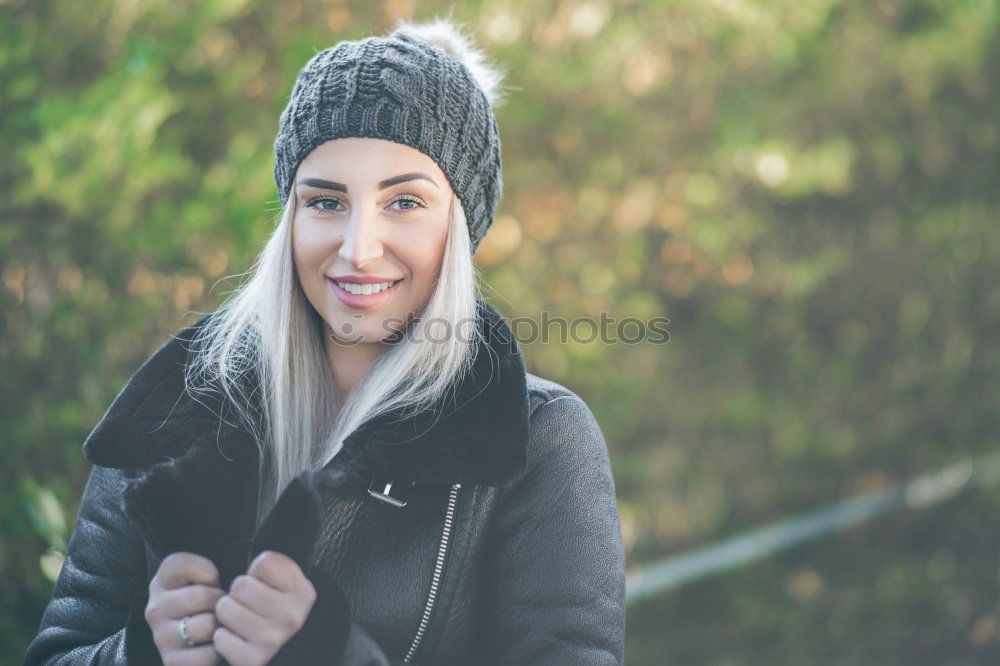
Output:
[338,205,384,268]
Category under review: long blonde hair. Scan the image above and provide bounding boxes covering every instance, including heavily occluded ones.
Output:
[184,192,483,524]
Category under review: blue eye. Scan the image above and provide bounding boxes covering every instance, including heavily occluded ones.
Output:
[305,196,343,212]
[390,196,425,211]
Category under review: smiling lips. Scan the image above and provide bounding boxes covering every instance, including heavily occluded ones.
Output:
[328,276,403,310]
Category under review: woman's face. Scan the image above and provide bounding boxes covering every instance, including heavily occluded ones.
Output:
[291,137,453,344]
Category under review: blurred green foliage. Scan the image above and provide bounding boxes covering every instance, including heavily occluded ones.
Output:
[2,0,998,662]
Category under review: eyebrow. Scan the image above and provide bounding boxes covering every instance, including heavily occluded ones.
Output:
[296,172,440,193]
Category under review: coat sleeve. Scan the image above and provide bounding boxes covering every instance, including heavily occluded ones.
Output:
[23,464,162,665]
[476,394,627,664]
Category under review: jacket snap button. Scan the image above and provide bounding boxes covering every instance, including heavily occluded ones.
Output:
[367,475,415,508]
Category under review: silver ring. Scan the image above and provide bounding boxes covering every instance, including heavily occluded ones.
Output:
[178,615,196,648]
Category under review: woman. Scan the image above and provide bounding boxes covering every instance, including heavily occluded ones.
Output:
[25,16,626,666]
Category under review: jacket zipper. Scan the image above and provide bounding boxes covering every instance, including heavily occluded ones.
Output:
[404,483,462,663]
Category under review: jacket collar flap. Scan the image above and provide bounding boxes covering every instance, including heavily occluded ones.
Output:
[82,299,530,487]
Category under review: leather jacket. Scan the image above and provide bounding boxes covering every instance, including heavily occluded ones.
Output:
[24,300,626,664]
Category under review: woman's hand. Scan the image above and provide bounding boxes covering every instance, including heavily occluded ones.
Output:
[212,550,318,666]
[145,552,225,666]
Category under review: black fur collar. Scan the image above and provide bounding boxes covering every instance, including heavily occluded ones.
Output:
[82,298,530,487]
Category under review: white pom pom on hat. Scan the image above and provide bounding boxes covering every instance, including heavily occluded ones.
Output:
[391,15,507,108]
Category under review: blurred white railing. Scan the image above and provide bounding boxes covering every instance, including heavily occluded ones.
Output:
[626,451,1000,604]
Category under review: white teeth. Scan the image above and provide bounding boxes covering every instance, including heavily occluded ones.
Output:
[336,280,396,295]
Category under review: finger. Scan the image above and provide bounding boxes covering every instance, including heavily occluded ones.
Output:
[158,552,221,590]
[215,594,273,644]
[152,612,218,653]
[157,585,226,621]
[159,643,219,666]
[178,612,219,648]
[247,550,304,593]
[228,574,285,618]
[213,625,259,666]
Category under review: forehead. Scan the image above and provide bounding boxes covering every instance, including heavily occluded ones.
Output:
[298,137,447,183]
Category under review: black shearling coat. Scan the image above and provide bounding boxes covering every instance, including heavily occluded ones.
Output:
[24,300,626,665]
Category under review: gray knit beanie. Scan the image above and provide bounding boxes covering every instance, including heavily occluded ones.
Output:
[274,18,505,253]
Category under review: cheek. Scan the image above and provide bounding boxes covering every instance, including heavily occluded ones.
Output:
[399,218,449,280]
[292,219,329,272]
